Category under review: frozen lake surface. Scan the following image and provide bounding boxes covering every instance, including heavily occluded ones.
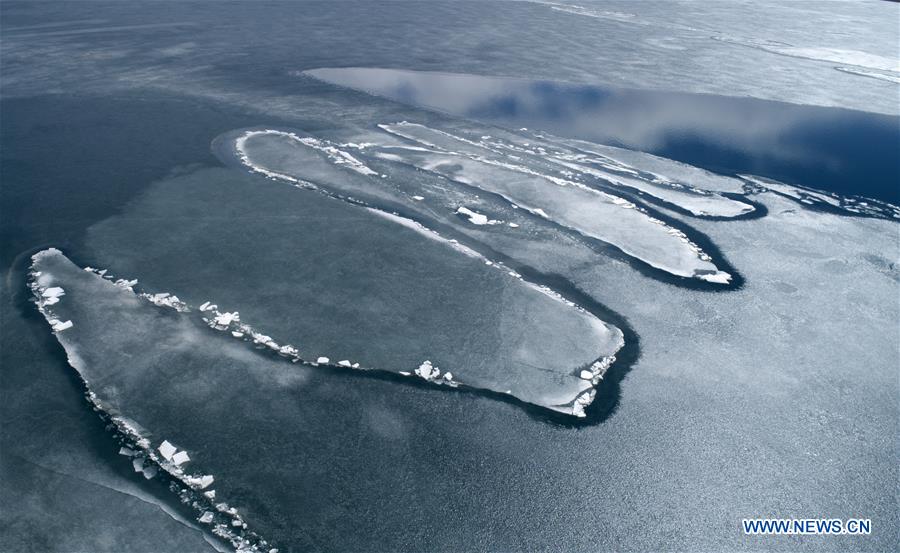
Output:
[2,1,898,552]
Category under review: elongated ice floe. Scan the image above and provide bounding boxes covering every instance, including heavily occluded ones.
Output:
[28,249,276,553]
[376,122,731,282]
[228,126,736,283]
[34,244,624,417]
[445,126,756,217]
[741,174,900,220]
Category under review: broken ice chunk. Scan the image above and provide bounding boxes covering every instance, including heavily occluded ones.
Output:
[158,440,177,461]
[414,360,440,380]
[199,511,215,524]
[172,451,191,465]
[316,356,330,364]
[42,286,65,299]
[214,312,239,326]
[51,319,73,332]
[338,360,352,367]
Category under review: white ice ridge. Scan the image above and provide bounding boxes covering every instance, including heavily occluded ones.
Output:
[740,174,900,220]
[236,129,377,177]
[833,67,900,85]
[712,36,900,76]
[376,122,731,283]
[469,129,755,217]
[28,249,277,553]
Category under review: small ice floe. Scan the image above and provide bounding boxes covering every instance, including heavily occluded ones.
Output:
[231,331,244,338]
[251,331,277,348]
[158,440,177,461]
[278,345,298,357]
[42,286,65,299]
[142,464,158,479]
[456,206,501,226]
[338,360,352,367]
[572,389,596,418]
[316,356,330,364]
[114,278,138,291]
[698,271,732,284]
[508,222,519,228]
[580,356,615,384]
[443,372,453,382]
[50,319,73,332]
[199,511,215,524]
[203,490,216,500]
[412,195,425,201]
[118,446,136,457]
[213,311,239,327]
[414,360,440,380]
[199,301,212,312]
[172,451,191,466]
[141,292,189,312]
[185,474,215,489]
[132,456,145,473]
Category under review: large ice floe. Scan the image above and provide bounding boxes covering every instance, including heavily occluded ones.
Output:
[82,162,623,417]
[230,125,734,283]
[29,247,624,549]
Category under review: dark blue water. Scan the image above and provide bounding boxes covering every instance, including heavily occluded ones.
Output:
[306,68,900,204]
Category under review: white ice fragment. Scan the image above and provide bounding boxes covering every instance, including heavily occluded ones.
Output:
[316,356,330,364]
[51,320,73,332]
[158,440,177,461]
[214,312,239,326]
[118,446,136,457]
[132,456,144,473]
[186,474,215,489]
[414,360,440,380]
[579,370,594,380]
[142,464,158,479]
[443,372,453,381]
[204,490,216,500]
[508,222,519,228]
[231,331,244,338]
[456,206,500,225]
[42,286,65,299]
[412,195,425,201]
[199,301,211,311]
[279,345,298,356]
[338,360,352,367]
[698,272,732,284]
[199,511,215,524]
[172,451,191,465]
